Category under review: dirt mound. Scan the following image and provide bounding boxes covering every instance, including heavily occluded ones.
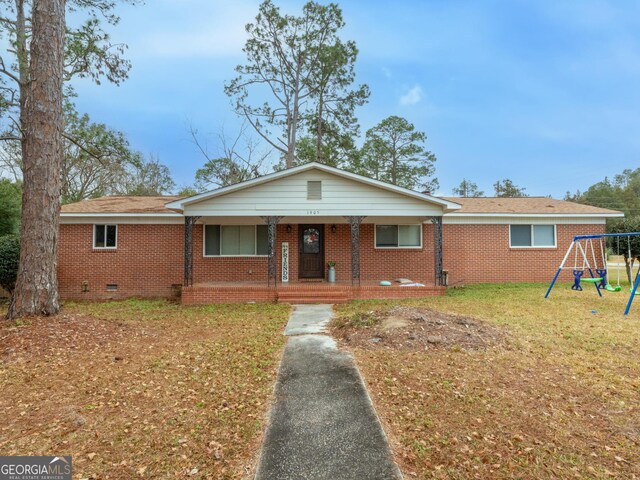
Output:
[331,306,505,350]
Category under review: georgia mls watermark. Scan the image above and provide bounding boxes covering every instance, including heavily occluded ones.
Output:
[0,456,72,480]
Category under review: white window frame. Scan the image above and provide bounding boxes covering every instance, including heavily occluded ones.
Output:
[374,224,423,249]
[203,224,269,257]
[509,224,557,248]
[93,224,117,249]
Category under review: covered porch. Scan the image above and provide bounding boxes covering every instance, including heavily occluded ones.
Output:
[164,162,460,304]
[180,216,445,304]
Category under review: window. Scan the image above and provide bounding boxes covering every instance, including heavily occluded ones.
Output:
[375,225,422,248]
[307,180,322,200]
[510,224,556,247]
[204,225,269,256]
[94,224,117,249]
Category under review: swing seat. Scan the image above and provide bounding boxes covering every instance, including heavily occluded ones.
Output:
[605,284,622,292]
[581,277,604,284]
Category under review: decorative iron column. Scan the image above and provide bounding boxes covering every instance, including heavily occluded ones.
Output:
[183,216,200,287]
[431,216,444,286]
[345,216,366,285]
[261,216,283,287]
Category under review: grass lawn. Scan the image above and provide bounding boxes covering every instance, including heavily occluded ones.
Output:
[0,299,290,479]
[332,283,640,479]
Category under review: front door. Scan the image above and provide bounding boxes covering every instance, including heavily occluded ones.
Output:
[299,224,324,279]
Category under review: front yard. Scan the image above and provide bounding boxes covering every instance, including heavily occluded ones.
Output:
[2,284,639,479]
[0,300,289,479]
[333,283,640,479]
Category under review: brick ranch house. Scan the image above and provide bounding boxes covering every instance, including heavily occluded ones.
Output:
[59,162,622,304]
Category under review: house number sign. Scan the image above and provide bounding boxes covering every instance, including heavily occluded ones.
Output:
[306,210,320,215]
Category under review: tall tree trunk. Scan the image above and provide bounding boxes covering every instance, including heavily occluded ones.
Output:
[8,0,66,319]
[316,93,324,164]
[286,57,303,169]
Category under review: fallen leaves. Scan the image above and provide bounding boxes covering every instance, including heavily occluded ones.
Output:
[335,284,640,479]
[0,299,289,479]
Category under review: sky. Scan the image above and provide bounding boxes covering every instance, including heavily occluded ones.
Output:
[70,0,640,197]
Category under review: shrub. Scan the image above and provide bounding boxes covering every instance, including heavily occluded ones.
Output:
[0,235,20,295]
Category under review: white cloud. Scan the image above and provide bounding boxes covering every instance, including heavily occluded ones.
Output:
[399,84,423,106]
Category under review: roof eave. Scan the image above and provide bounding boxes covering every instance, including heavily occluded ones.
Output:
[444,212,625,218]
[60,212,184,217]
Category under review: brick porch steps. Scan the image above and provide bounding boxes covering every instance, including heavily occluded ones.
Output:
[181,282,446,305]
[276,289,350,304]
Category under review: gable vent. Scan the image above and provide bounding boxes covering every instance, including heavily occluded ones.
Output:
[307,181,322,200]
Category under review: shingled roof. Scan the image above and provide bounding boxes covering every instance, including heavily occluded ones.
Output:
[61,196,183,214]
[441,197,622,216]
[60,194,622,217]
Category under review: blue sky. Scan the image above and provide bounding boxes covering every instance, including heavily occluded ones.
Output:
[71,0,640,197]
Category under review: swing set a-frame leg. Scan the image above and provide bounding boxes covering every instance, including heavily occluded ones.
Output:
[624,270,640,315]
[545,240,575,298]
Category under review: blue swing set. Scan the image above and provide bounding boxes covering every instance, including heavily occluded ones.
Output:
[545,232,640,315]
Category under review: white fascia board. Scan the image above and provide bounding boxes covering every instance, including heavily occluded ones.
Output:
[165,162,461,212]
[60,212,184,225]
[60,213,183,217]
[444,212,624,218]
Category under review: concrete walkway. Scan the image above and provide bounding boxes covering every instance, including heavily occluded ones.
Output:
[255,305,402,480]
[283,304,334,336]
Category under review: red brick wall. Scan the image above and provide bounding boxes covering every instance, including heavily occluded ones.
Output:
[58,221,605,301]
[442,223,606,285]
[59,224,184,300]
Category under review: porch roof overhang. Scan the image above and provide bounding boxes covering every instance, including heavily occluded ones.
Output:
[165,162,461,218]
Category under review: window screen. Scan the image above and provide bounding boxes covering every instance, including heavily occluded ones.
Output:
[510,224,555,247]
[256,225,269,255]
[220,225,254,255]
[376,225,422,248]
[533,225,555,246]
[376,225,398,247]
[205,225,268,256]
[399,225,421,247]
[510,225,532,247]
[204,225,220,255]
[94,224,117,248]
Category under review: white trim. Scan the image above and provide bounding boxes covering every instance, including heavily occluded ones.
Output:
[444,212,623,218]
[93,224,118,249]
[61,213,183,217]
[61,213,184,225]
[165,162,461,212]
[202,224,269,258]
[374,224,423,249]
[442,215,608,225]
[509,224,557,249]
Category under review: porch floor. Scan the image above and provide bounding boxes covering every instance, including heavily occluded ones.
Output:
[182,280,445,304]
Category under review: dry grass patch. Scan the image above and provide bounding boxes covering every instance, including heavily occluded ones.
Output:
[333,283,640,479]
[0,299,289,479]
